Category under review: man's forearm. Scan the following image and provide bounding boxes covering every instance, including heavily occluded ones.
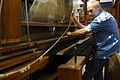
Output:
[71,28,90,36]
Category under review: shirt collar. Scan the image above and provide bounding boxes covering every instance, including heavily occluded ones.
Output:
[98,9,103,16]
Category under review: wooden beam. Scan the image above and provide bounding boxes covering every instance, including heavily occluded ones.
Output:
[21,21,76,27]
[57,37,90,55]
[35,36,81,49]
[1,56,50,80]
[0,0,3,45]
[0,36,80,54]
[0,43,30,53]
[0,48,37,61]
[0,36,66,53]
[57,43,78,55]
[47,72,58,80]
[0,50,43,70]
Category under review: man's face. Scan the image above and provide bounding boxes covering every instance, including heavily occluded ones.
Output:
[87,5,99,18]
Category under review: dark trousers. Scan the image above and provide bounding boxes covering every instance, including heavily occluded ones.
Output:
[82,57,108,80]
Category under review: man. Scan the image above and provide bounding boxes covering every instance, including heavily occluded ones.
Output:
[67,0,120,80]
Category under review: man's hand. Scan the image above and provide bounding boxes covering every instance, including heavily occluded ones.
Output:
[71,17,78,24]
[66,32,73,36]
[71,16,86,28]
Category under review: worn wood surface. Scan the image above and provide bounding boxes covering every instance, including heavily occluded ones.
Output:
[58,56,85,80]
[1,56,50,80]
[1,0,21,43]
[0,36,88,80]
[57,43,78,55]
[0,43,30,53]
[21,21,76,27]
[0,36,76,53]
[0,0,3,45]
[0,50,43,70]
[0,15,2,45]
[0,48,37,61]
[57,37,90,55]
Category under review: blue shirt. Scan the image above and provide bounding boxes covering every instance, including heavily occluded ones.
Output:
[85,9,120,59]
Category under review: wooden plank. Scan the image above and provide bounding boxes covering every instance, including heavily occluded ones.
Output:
[0,35,82,54]
[2,0,21,43]
[0,43,30,53]
[40,71,58,80]
[12,56,50,80]
[1,56,50,80]
[0,37,60,53]
[35,36,74,49]
[21,21,76,27]
[66,56,85,67]
[0,48,37,61]
[0,50,43,70]
[0,36,74,53]
[57,43,78,55]
[0,15,2,45]
[58,56,85,80]
[1,38,21,44]
[47,72,58,80]
[35,36,81,50]
[57,37,90,55]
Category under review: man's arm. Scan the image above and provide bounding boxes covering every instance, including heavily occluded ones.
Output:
[67,17,91,36]
[67,28,91,36]
[72,17,86,28]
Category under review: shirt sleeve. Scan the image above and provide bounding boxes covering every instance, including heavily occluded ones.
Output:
[85,18,104,33]
[85,24,92,31]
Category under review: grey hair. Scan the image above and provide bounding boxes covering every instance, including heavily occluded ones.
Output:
[87,0,101,8]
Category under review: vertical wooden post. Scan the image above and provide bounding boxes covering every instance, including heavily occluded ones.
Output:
[81,0,87,25]
[0,0,3,45]
[0,17,2,45]
[1,0,21,44]
[58,66,82,80]
[58,56,85,80]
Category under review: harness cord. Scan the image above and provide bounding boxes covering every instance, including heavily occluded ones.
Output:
[25,0,31,42]
[0,1,78,78]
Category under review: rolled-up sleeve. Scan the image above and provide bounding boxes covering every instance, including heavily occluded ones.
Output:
[85,24,92,31]
[85,18,104,33]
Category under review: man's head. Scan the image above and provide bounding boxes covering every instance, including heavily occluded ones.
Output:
[87,0,101,17]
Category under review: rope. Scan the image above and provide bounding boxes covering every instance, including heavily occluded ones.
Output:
[0,1,78,78]
[25,0,31,42]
